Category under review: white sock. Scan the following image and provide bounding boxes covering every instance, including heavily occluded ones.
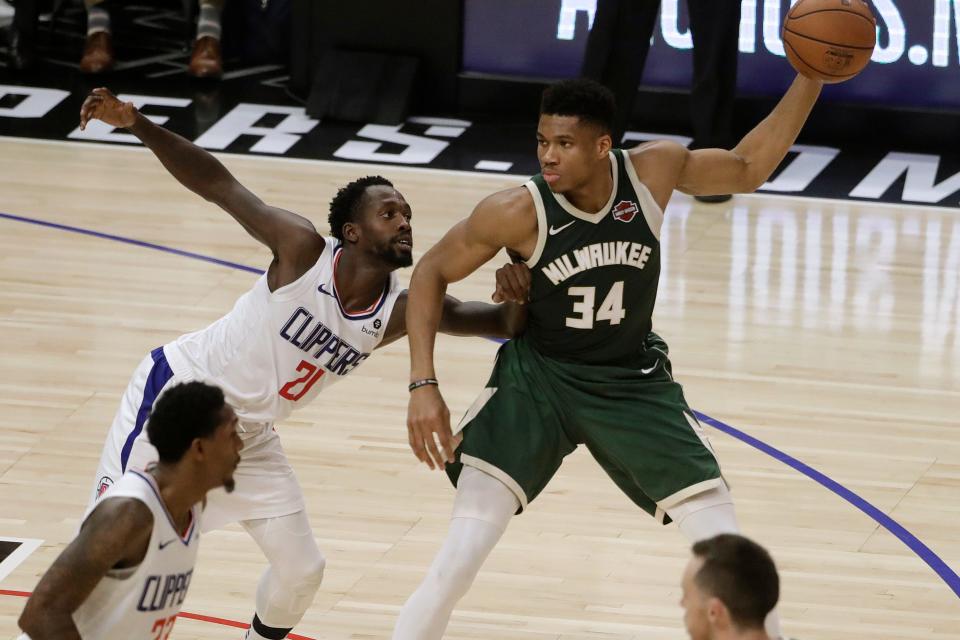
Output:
[196,2,222,41]
[392,466,519,640]
[86,4,110,36]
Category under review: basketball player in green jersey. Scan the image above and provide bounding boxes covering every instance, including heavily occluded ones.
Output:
[395,74,823,640]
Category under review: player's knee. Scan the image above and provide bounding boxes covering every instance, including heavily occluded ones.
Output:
[267,544,326,596]
[285,550,325,592]
[301,551,326,588]
[428,556,479,601]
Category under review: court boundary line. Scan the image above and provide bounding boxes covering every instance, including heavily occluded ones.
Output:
[0,589,316,639]
[1,209,957,607]
[1,135,959,214]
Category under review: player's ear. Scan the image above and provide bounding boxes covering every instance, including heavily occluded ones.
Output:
[597,130,613,156]
[705,597,728,627]
[190,437,206,460]
[342,221,360,244]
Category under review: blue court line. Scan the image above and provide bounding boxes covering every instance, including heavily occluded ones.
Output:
[3,210,958,600]
[696,412,960,599]
[0,212,264,275]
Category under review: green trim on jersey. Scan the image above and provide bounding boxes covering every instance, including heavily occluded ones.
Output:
[524,149,665,367]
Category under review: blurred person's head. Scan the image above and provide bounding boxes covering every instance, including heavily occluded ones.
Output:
[329,175,413,268]
[537,79,616,194]
[681,534,779,639]
[148,382,241,493]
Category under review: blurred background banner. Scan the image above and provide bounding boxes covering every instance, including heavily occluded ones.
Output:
[463,0,960,112]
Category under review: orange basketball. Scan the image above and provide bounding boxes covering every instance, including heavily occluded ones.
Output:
[782,0,877,84]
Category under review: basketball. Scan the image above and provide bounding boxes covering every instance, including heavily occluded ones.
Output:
[782,0,877,84]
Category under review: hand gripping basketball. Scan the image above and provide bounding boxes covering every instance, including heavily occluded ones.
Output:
[782,0,877,84]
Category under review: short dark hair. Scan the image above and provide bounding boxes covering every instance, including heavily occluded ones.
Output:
[691,534,779,630]
[328,175,394,241]
[540,78,616,136]
[147,382,227,464]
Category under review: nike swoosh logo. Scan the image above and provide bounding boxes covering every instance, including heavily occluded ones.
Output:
[548,221,576,236]
[158,538,179,550]
[317,283,335,298]
[640,360,659,375]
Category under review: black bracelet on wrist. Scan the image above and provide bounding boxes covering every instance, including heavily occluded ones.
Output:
[408,378,439,392]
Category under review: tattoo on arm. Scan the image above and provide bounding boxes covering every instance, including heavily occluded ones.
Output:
[18,499,152,640]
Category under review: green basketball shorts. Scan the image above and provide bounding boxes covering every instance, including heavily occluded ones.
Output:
[445,333,725,525]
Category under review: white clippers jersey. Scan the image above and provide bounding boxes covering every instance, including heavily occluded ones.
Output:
[163,237,403,423]
[73,470,201,639]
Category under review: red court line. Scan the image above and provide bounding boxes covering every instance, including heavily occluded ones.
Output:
[0,590,316,639]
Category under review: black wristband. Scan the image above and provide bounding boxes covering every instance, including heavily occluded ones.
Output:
[408,378,439,392]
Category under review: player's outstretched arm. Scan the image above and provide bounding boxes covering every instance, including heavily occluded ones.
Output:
[378,262,528,347]
[18,498,153,640]
[436,294,527,340]
[637,74,823,199]
[79,88,319,259]
[405,188,535,470]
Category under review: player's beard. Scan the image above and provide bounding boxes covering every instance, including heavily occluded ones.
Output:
[223,476,236,493]
[379,240,413,268]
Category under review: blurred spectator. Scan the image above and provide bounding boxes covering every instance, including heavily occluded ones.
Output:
[680,534,780,640]
[81,0,226,77]
[582,0,741,202]
[0,0,13,28]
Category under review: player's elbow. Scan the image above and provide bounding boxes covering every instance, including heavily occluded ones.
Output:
[736,157,768,194]
[18,598,46,637]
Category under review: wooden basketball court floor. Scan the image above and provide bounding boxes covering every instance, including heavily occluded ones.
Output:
[0,136,957,639]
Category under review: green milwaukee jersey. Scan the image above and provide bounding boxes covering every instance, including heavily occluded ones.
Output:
[523,149,663,366]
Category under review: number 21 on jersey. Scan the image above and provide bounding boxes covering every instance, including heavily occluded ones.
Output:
[565,281,626,329]
[279,360,325,401]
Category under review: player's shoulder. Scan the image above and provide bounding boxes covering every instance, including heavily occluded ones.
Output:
[475,185,535,218]
[627,139,688,166]
[85,496,154,537]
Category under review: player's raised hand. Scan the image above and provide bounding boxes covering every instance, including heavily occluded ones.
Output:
[493,261,531,304]
[407,384,456,470]
[80,88,138,131]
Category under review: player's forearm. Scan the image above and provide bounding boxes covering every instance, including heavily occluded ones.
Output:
[128,111,237,205]
[19,604,82,640]
[407,256,448,381]
[439,298,526,339]
[732,74,822,190]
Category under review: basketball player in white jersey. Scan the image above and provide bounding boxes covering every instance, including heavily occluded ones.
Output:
[78,88,529,640]
[17,381,242,640]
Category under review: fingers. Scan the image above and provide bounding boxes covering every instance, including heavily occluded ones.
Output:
[423,426,444,470]
[504,265,529,302]
[79,94,105,131]
[407,420,442,471]
[407,423,431,469]
[408,420,454,471]
[407,390,453,470]
[495,263,532,303]
[436,423,455,465]
[79,88,123,130]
